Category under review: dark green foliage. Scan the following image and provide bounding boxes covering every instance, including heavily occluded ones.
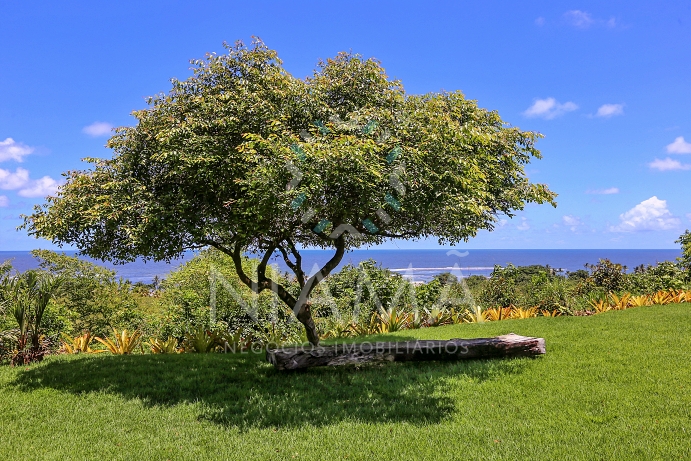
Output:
[585,259,629,293]
[31,250,141,337]
[677,230,691,280]
[315,259,412,322]
[160,248,295,339]
[628,261,688,294]
[0,269,63,364]
[567,269,589,280]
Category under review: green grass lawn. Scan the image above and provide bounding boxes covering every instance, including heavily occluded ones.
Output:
[1,305,690,460]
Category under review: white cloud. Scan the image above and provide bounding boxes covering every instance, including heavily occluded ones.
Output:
[523,98,578,119]
[595,103,624,118]
[587,187,619,195]
[0,138,34,162]
[535,17,545,26]
[562,215,583,231]
[666,136,691,154]
[516,217,530,231]
[0,167,30,190]
[0,195,8,207]
[610,196,680,232]
[564,10,594,28]
[17,176,60,198]
[0,167,60,197]
[648,157,691,171]
[82,122,114,137]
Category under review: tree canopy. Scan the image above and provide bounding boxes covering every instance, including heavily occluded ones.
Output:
[23,38,556,344]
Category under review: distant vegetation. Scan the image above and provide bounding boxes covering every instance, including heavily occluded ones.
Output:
[1,230,690,364]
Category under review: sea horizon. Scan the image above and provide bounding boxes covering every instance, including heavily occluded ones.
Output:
[0,248,682,284]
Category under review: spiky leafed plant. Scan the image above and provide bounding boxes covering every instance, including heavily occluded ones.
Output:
[1,270,63,364]
[61,332,104,354]
[650,291,673,306]
[377,307,410,333]
[95,329,143,354]
[609,293,631,310]
[463,306,487,323]
[148,336,180,354]
[629,295,651,307]
[182,326,220,353]
[423,307,453,327]
[511,306,538,319]
[589,298,611,314]
[485,306,514,321]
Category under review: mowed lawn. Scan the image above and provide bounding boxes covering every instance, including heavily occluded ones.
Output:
[1,305,690,460]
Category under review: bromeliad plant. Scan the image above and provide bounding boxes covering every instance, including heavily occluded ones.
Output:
[61,332,104,354]
[423,307,453,327]
[182,326,220,353]
[377,307,410,333]
[148,336,180,354]
[95,329,143,354]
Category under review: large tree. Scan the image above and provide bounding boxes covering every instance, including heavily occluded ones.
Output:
[23,39,556,345]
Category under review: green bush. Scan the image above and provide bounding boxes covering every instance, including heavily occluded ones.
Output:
[316,260,413,323]
[160,248,294,339]
[585,259,629,293]
[676,230,691,281]
[628,261,687,294]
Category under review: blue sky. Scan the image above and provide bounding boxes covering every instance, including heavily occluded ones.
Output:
[1,0,690,250]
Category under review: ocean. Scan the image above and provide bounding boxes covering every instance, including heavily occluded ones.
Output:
[0,249,682,284]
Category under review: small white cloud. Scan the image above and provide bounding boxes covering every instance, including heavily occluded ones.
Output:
[610,196,680,232]
[516,217,530,231]
[587,187,619,195]
[649,157,691,171]
[666,136,691,154]
[82,122,114,137]
[606,17,617,28]
[0,167,30,190]
[0,195,8,207]
[562,215,583,231]
[17,176,60,198]
[523,97,578,119]
[564,10,595,28]
[595,103,624,118]
[0,138,34,162]
[535,17,545,26]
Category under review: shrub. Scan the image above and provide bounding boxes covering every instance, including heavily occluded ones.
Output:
[585,259,628,293]
[478,265,520,308]
[160,248,292,338]
[677,230,691,281]
[628,261,687,294]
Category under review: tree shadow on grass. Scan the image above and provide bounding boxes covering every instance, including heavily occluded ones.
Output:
[12,343,532,430]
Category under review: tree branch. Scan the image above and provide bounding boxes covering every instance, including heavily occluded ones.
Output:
[256,244,276,283]
[294,235,346,312]
[205,240,298,311]
[277,244,305,289]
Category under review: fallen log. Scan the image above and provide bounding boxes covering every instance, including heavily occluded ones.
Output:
[266,333,545,370]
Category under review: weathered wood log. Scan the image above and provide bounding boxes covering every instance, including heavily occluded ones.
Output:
[266,333,545,370]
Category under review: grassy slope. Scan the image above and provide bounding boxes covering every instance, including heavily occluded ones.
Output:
[1,305,690,461]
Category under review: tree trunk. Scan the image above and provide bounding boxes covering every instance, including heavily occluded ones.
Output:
[266,333,545,370]
[295,301,320,346]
